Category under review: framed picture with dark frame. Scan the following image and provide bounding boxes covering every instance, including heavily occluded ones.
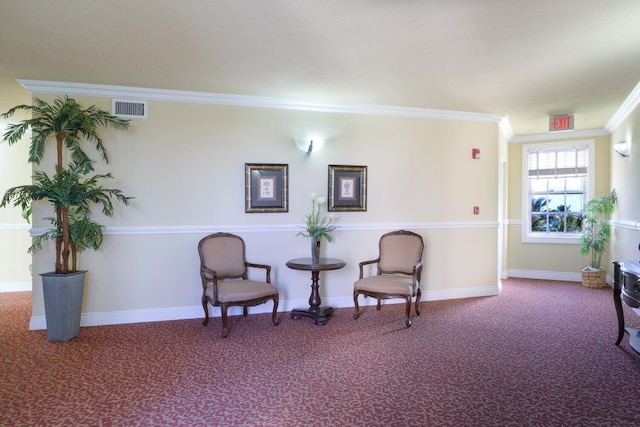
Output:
[328,165,367,211]
[245,163,288,213]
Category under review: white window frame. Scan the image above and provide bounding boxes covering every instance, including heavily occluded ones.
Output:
[521,139,595,244]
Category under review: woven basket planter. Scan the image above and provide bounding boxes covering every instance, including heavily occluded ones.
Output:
[581,269,607,288]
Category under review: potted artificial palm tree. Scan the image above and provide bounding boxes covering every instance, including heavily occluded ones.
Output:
[579,189,617,288]
[0,96,132,341]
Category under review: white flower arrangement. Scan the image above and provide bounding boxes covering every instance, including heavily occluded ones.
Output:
[298,192,338,242]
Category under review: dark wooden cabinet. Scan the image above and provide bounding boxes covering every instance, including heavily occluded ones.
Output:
[613,260,640,353]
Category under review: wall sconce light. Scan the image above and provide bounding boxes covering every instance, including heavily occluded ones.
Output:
[294,137,324,155]
[614,141,630,157]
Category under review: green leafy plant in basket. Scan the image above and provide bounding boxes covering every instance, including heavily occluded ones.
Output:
[579,189,617,270]
[578,189,616,288]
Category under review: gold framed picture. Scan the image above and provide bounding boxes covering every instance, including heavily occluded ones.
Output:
[245,163,288,213]
[328,165,367,212]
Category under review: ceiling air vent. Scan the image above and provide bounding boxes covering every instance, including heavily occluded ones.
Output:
[112,99,147,118]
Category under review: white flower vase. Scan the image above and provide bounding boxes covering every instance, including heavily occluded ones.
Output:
[311,237,321,264]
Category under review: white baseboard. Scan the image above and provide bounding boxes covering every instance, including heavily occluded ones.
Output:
[422,285,501,300]
[506,269,582,282]
[25,271,611,330]
[0,282,31,292]
[28,284,502,330]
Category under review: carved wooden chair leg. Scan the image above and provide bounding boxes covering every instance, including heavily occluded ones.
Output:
[404,296,412,328]
[221,305,230,338]
[272,296,280,326]
[243,306,248,317]
[415,289,422,317]
[376,298,382,311]
[353,291,361,320]
[202,297,210,326]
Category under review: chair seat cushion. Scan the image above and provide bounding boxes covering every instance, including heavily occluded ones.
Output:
[207,280,278,303]
[354,275,414,295]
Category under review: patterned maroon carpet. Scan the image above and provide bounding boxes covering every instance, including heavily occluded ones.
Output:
[2,279,640,426]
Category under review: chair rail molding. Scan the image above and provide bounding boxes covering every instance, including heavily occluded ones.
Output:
[28,221,500,237]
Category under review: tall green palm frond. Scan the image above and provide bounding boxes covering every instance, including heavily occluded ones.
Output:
[1,163,131,216]
[1,96,132,274]
[1,163,132,272]
[0,96,130,168]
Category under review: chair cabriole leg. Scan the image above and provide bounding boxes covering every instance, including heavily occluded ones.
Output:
[202,296,209,326]
[404,296,412,328]
[353,291,361,320]
[221,304,230,338]
[272,295,280,326]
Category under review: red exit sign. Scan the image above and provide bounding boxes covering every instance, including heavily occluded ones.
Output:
[549,114,574,132]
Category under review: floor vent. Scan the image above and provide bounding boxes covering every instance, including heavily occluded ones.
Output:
[112,99,147,118]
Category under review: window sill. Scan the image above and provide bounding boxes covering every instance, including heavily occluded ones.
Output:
[522,234,581,244]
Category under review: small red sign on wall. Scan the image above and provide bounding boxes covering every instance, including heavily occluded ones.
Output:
[549,114,574,132]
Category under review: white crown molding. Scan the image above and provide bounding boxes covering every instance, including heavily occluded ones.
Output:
[508,127,610,143]
[17,79,640,141]
[499,116,513,141]
[509,80,640,143]
[606,81,640,132]
[18,79,505,124]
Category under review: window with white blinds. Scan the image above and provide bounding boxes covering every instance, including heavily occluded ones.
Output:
[522,140,595,244]
[527,146,588,178]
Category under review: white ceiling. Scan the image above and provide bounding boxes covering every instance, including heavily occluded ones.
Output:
[2,0,640,137]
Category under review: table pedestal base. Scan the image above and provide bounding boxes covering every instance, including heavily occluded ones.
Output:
[290,306,334,325]
[286,257,345,327]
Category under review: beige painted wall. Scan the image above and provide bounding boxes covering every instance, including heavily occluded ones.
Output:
[21,91,500,323]
[611,104,640,261]
[29,98,500,226]
[505,135,612,277]
[0,81,32,289]
[6,80,640,327]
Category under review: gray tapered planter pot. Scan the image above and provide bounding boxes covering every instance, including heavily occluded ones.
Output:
[41,270,86,342]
